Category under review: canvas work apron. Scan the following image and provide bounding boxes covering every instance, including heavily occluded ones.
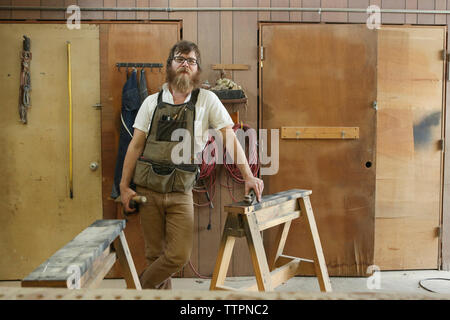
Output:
[133,89,200,193]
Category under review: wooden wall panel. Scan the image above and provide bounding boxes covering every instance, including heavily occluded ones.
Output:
[231,0,258,277]
[170,0,197,43]
[11,0,40,19]
[149,0,168,20]
[103,0,117,20]
[381,0,405,24]
[289,0,302,21]
[418,0,435,25]
[99,22,180,278]
[349,0,369,23]
[444,21,450,271]
[374,26,446,270]
[117,0,136,20]
[78,0,103,20]
[195,0,222,279]
[0,23,102,280]
[271,0,290,21]
[258,0,271,21]
[40,0,65,20]
[261,24,377,276]
[302,0,320,22]
[0,0,11,19]
[436,0,447,25]
[406,0,418,24]
[136,0,149,20]
[322,0,348,23]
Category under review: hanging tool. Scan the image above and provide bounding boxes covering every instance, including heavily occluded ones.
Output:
[114,195,148,219]
[19,35,32,124]
[67,41,73,199]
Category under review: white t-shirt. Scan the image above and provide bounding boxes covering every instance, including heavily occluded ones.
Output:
[133,83,234,154]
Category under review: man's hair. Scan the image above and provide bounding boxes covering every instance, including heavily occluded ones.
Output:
[166,40,202,72]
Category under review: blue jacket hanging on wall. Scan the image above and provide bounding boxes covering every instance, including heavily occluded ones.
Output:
[111,68,142,199]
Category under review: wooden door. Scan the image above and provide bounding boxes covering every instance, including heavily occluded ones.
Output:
[374,26,446,270]
[99,22,181,278]
[0,23,102,280]
[260,23,377,276]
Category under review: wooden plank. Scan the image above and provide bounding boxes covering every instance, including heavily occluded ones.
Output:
[268,222,292,271]
[78,246,112,288]
[113,231,142,290]
[242,213,272,291]
[257,211,300,231]
[275,254,314,268]
[254,198,298,225]
[212,64,250,70]
[196,0,222,280]
[83,252,117,289]
[224,189,311,214]
[374,26,445,270]
[281,127,359,140]
[21,220,125,285]
[261,23,377,276]
[231,0,259,277]
[209,220,237,290]
[299,196,332,292]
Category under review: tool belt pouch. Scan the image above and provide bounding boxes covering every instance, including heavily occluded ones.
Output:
[156,119,187,142]
[133,160,198,193]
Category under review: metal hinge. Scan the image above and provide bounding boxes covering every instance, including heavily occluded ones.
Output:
[92,103,102,110]
[372,101,378,111]
[436,226,441,238]
[439,139,445,151]
[260,46,264,61]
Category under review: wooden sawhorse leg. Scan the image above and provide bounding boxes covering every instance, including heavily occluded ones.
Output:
[299,196,332,292]
[113,231,142,290]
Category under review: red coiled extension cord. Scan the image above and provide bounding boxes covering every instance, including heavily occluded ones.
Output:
[193,135,217,208]
[222,122,260,201]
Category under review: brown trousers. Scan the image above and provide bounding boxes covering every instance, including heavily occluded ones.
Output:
[136,186,194,289]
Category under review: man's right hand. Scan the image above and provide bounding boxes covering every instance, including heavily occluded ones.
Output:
[120,185,137,213]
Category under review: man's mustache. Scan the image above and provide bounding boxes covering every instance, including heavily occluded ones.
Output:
[177,67,190,74]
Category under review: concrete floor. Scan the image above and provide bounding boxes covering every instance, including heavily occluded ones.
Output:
[2,270,450,294]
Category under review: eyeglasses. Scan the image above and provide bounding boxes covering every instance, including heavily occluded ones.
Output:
[173,56,198,66]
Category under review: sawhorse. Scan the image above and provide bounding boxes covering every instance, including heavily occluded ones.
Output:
[21,219,141,290]
[210,189,332,292]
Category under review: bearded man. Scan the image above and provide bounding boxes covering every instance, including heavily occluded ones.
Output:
[119,40,264,290]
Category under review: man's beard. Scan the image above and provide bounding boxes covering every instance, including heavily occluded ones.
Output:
[167,66,201,93]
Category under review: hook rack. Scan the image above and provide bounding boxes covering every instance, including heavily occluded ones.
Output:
[116,62,163,72]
